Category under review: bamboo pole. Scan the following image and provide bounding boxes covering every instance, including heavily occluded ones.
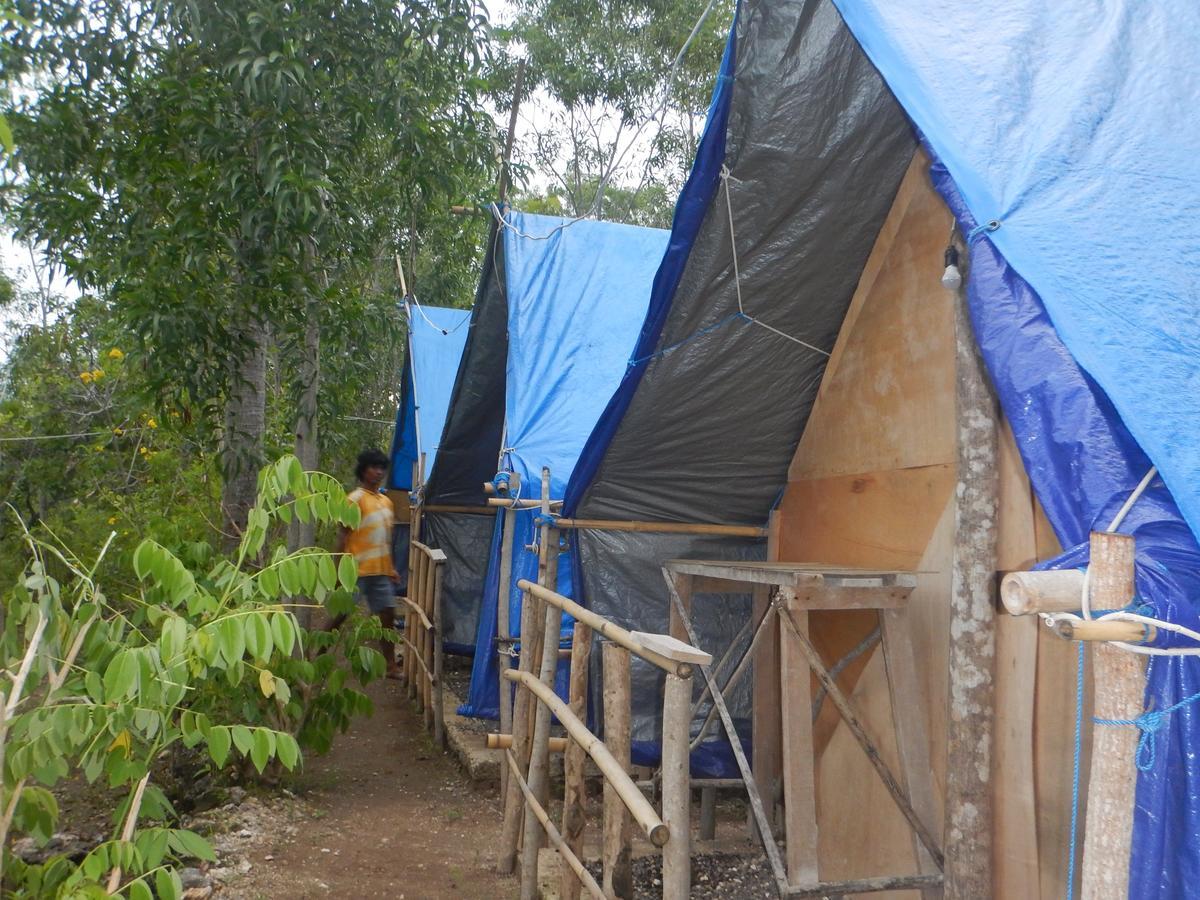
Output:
[505,750,606,900]
[432,559,445,748]
[519,580,696,677]
[561,622,593,900]
[487,733,568,753]
[423,554,434,728]
[1055,618,1155,643]
[498,505,519,798]
[1081,531,1142,900]
[602,643,635,899]
[487,497,564,509]
[498,579,541,874]
[506,669,668,848]
[521,593,565,900]
[1000,569,1085,616]
[554,517,768,538]
[661,671,693,900]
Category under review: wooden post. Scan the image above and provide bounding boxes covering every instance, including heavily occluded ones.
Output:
[753,511,783,833]
[521,593,564,900]
[409,552,425,704]
[432,559,445,749]
[699,786,716,841]
[561,621,593,900]
[945,278,999,897]
[423,553,434,729]
[779,587,819,887]
[498,583,540,874]
[661,671,693,900]
[498,504,519,796]
[1081,531,1141,900]
[602,642,633,899]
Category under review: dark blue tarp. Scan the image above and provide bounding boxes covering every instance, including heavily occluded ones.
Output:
[388,303,471,491]
[460,211,671,718]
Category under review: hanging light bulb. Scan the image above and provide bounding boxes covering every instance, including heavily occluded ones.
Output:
[941,244,962,290]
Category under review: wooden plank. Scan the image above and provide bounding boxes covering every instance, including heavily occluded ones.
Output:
[665,559,916,581]
[779,588,819,887]
[556,517,768,538]
[778,465,956,572]
[880,607,943,899]
[1081,531,1142,900]
[790,156,956,481]
[943,271,999,898]
[794,585,910,611]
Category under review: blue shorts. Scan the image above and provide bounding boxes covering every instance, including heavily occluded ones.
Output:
[356,575,396,614]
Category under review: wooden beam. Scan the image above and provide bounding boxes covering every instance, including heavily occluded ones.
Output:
[661,672,693,900]
[779,587,819,887]
[560,622,592,900]
[555,517,768,538]
[944,279,999,897]
[1081,531,1142,900]
[753,512,783,834]
[602,643,634,899]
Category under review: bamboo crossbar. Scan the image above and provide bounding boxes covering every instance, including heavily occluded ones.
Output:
[487,733,568,753]
[554,518,768,538]
[504,669,669,847]
[1054,617,1157,644]
[399,634,434,684]
[398,595,434,632]
[487,497,565,510]
[505,750,606,900]
[422,504,497,516]
[517,580,695,677]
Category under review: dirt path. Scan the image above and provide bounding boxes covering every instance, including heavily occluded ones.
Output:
[227,678,510,899]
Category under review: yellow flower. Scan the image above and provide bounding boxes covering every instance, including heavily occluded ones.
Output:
[79,371,93,384]
[91,368,105,380]
[139,446,148,455]
[146,417,157,429]
[113,427,124,436]
[107,516,117,525]
[108,348,124,360]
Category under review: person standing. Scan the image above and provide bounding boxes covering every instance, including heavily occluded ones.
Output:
[335,448,401,678]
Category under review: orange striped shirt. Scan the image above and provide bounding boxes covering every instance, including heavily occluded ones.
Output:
[345,487,396,578]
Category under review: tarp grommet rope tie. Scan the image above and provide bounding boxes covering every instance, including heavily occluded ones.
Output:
[966,219,1001,244]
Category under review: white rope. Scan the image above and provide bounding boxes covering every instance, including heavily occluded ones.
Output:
[406,296,470,336]
[719,166,830,358]
[1041,465,1200,655]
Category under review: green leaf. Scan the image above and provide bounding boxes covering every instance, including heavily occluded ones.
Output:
[271,613,296,656]
[167,829,216,862]
[103,650,138,702]
[128,876,153,900]
[278,558,300,596]
[132,541,155,580]
[231,724,254,755]
[206,727,231,767]
[217,616,246,665]
[244,613,273,662]
[250,729,271,773]
[156,867,183,900]
[317,554,337,591]
[276,732,300,771]
[259,566,280,598]
[0,114,13,155]
[337,553,357,591]
[274,676,291,705]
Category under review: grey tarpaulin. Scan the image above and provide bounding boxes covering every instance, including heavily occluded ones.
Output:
[568,0,915,766]
[421,221,508,653]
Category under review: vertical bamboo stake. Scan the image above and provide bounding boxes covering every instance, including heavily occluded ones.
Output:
[498,584,540,874]
[498,505,518,796]
[404,460,420,689]
[1081,531,1141,899]
[521,578,564,900]
[432,559,445,748]
[408,552,424,703]
[423,552,434,728]
[661,671,693,900]
[944,276,999,897]
[603,643,633,899]
[561,621,593,900]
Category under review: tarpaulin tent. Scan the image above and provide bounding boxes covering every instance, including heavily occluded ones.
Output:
[560,1,1200,895]
[421,210,669,673]
[389,302,471,493]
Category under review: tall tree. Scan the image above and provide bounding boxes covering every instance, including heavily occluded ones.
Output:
[497,0,732,224]
[3,0,497,537]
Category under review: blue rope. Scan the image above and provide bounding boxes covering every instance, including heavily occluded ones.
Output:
[1095,688,1200,772]
[967,219,1001,244]
[1067,641,1084,900]
[533,513,559,529]
[628,311,749,367]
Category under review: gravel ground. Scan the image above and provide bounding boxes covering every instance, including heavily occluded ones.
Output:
[584,852,775,899]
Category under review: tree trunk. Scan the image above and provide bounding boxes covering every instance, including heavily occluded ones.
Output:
[287,294,321,628]
[220,319,268,550]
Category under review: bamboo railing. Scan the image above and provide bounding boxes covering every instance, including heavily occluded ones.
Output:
[400,538,446,748]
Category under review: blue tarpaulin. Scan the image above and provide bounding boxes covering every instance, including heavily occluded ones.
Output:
[389,303,471,491]
[460,211,670,719]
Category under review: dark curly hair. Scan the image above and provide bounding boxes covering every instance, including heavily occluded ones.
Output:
[355,448,390,480]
